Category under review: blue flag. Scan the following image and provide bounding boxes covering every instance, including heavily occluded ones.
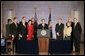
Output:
[48,8,51,26]
[48,8,53,38]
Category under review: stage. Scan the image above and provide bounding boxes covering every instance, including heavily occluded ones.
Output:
[1,39,73,54]
[16,39,72,54]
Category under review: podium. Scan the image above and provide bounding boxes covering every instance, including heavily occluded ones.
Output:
[37,29,50,55]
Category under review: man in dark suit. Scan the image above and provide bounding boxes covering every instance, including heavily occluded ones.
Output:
[19,16,27,40]
[6,19,12,39]
[73,18,82,53]
[38,19,48,29]
[6,19,12,54]
[10,17,19,54]
[10,17,19,40]
[55,18,64,40]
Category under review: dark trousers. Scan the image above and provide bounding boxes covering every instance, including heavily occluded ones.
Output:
[50,30,53,38]
[73,36,80,52]
[13,37,18,53]
[34,32,37,40]
[70,36,73,51]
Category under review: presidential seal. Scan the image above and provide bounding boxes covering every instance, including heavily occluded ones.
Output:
[41,30,47,36]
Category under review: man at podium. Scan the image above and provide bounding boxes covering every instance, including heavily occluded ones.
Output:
[37,19,49,55]
[38,19,48,29]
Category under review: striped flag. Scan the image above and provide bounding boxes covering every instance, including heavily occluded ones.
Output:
[48,8,53,38]
[34,8,38,40]
[34,8,38,31]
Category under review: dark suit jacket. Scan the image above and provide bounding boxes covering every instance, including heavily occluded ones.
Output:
[10,22,19,38]
[32,22,38,40]
[38,23,48,29]
[19,22,27,39]
[55,23,64,38]
[33,22,38,32]
[73,22,82,39]
[6,24,11,38]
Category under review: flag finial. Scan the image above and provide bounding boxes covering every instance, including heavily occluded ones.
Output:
[34,7,36,10]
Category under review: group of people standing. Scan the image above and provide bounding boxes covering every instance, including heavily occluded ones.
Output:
[55,17,82,53]
[6,16,37,41]
[6,16,82,53]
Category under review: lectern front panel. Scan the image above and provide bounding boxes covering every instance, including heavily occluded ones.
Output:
[37,29,50,55]
[37,29,50,38]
